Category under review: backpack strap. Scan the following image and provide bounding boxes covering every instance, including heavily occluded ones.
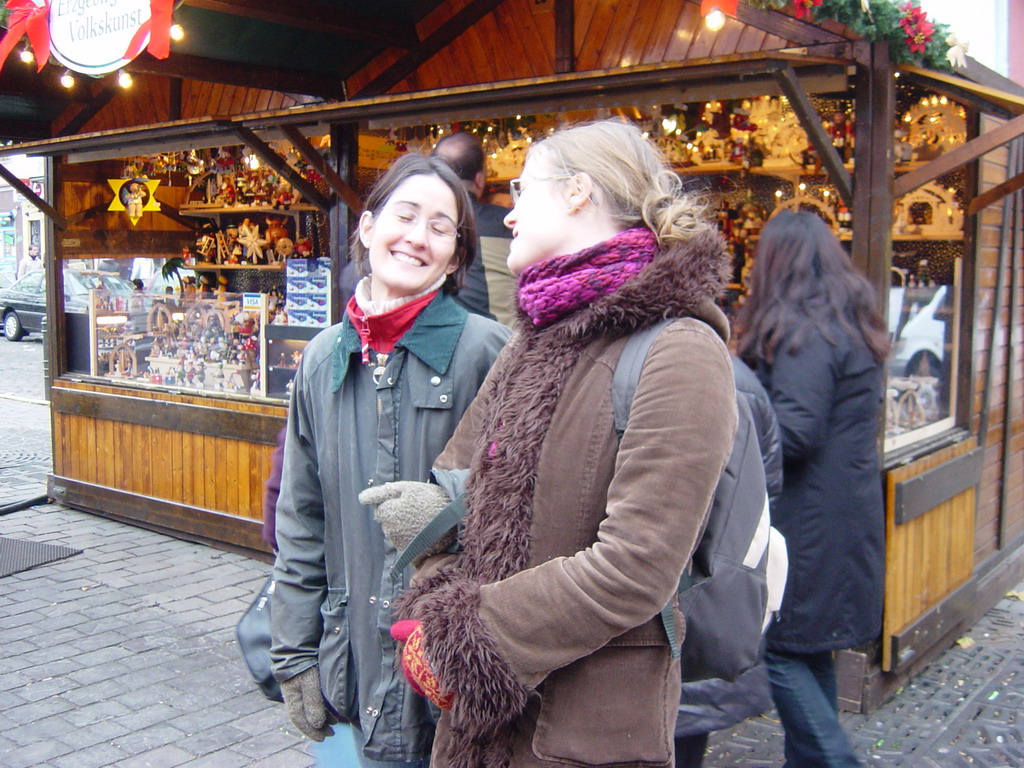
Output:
[611,319,682,657]
[612,319,675,439]
[391,495,467,574]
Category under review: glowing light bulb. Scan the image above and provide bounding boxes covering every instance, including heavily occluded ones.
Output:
[704,8,726,31]
[117,70,133,89]
[775,189,783,198]
[19,47,34,64]
[170,24,185,41]
[798,183,807,191]
[60,71,76,89]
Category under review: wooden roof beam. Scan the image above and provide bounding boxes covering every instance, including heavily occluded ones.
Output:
[894,110,1024,198]
[0,66,93,103]
[353,0,510,98]
[231,125,332,213]
[0,162,67,229]
[57,84,119,137]
[772,64,853,206]
[126,51,346,99]
[182,0,418,47]
[278,125,361,212]
[0,120,53,141]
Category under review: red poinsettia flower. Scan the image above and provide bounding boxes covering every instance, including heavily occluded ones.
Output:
[792,0,822,20]
[899,1,936,54]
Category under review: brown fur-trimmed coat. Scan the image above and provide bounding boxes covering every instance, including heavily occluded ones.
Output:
[398,228,738,768]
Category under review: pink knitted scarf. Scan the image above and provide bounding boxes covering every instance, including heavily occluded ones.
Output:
[517,227,658,327]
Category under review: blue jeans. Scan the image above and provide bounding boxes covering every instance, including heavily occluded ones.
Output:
[765,650,862,768]
[311,723,430,768]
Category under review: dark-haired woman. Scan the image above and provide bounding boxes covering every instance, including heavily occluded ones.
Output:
[737,211,890,768]
[269,153,509,767]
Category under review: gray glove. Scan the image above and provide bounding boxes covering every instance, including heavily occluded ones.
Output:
[359,480,453,555]
[280,666,336,742]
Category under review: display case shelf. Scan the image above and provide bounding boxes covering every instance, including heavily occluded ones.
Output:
[179,204,318,217]
[192,262,285,271]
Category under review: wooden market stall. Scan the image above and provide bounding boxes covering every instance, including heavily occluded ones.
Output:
[1,0,1022,710]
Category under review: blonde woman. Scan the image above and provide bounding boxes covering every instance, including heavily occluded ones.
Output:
[364,121,737,768]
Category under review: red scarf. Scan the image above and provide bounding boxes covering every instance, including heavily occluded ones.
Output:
[345,290,439,363]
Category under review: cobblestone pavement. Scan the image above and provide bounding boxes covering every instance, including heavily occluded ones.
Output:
[2,341,1023,767]
[0,336,51,503]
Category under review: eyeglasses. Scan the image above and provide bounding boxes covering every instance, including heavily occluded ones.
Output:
[509,174,575,205]
[384,207,459,240]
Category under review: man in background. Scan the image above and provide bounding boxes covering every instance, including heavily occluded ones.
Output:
[432,131,517,326]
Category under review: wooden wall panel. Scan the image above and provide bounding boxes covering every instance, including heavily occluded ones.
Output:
[51,381,282,525]
[969,117,1024,566]
[882,439,978,670]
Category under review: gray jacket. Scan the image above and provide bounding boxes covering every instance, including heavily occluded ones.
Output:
[270,293,509,762]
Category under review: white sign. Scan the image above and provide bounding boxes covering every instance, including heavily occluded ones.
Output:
[48,0,152,76]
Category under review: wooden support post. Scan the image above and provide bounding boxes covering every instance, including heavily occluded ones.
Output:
[0,162,68,229]
[773,64,853,206]
[45,157,65,391]
[555,0,574,74]
[851,41,894,297]
[231,125,331,213]
[329,124,359,324]
[169,78,183,121]
[279,125,361,212]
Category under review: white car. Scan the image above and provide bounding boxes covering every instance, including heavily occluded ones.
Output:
[889,285,949,378]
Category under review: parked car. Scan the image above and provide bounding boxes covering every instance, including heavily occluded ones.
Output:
[1,269,136,341]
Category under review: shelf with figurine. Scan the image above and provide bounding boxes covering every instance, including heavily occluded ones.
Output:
[184,215,316,270]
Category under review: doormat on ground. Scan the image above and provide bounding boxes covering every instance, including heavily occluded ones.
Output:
[0,536,81,578]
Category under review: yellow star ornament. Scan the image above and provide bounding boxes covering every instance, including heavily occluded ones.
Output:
[108,177,162,225]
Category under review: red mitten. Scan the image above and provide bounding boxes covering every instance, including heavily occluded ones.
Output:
[390,620,454,710]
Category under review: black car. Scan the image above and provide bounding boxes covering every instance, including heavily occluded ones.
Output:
[1,269,136,341]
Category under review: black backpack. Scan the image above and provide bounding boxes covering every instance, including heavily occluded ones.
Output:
[613,319,782,683]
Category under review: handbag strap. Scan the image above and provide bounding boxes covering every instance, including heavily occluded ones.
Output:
[391,495,467,574]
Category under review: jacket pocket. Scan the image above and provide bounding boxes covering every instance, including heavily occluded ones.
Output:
[532,644,679,767]
[318,588,355,719]
[409,370,454,410]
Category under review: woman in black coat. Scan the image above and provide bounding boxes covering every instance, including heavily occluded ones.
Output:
[737,212,890,768]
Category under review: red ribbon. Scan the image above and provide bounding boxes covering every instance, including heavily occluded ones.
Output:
[123,0,174,62]
[0,0,50,77]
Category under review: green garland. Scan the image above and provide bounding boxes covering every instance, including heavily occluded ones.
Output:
[748,0,953,71]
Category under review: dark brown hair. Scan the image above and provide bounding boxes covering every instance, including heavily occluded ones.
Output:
[737,211,890,365]
[349,153,478,295]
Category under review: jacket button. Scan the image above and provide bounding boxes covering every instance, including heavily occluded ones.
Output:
[333,626,341,634]
[387,377,394,385]
[367,478,374,486]
[371,709,380,718]
[430,376,441,386]
[382,600,391,608]
[369,596,377,605]
[439,395,448,404]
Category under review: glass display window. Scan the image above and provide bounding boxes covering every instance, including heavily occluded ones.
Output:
[885,251,962,451]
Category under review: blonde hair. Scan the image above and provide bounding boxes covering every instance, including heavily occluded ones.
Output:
[529,120,712,247]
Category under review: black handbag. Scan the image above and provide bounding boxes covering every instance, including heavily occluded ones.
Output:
[236,575,283,702]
